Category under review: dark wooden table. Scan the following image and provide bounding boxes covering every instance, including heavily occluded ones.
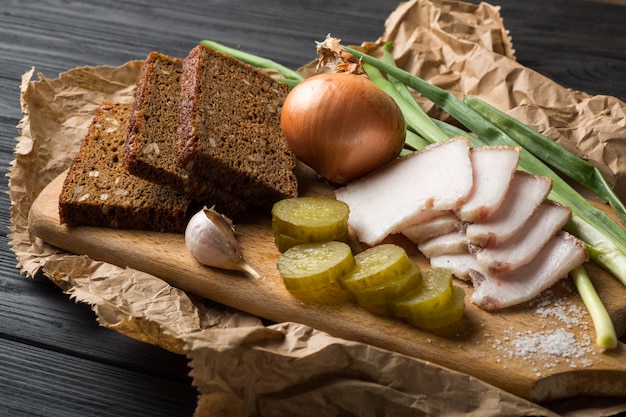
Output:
[1,0,625,415]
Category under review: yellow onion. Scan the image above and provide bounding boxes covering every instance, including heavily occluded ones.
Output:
[280,72,406,184]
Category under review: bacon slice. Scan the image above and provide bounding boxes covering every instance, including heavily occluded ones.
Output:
[472,201,572,273]
[457,146,520,223]
[469,232,588,310]
[465,172,552,247]
[335,137,473,246]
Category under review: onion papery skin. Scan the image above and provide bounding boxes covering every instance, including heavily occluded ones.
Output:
[280,73,406,184]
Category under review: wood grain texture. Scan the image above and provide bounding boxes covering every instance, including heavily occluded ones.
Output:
[2,0,626,415]
[29,167,626,402]
[1,338,197,417]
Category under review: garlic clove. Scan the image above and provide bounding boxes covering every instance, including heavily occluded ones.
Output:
[185,206,261,279]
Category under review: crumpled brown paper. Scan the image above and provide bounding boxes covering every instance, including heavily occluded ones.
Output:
[8,0,626,416]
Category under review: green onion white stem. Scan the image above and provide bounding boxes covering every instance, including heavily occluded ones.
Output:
[570,265,618,349]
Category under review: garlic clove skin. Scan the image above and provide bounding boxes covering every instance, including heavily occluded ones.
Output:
[185,206,260,279]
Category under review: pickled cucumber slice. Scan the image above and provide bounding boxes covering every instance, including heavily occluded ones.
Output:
[272,197,350,242]
[277,241,354,292]
[351,262,422,307]
[274,228,349,253]
[390,268,454,319]
[340,244,412,292]
[400,286,465,329]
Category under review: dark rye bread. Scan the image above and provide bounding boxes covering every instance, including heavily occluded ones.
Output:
[59,102,196,233]
[177,44,298,210]
[124,50,247,219]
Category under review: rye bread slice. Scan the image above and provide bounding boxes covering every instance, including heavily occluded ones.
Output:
[125,50,247,219]
[177,44,298,210]
[59,101,196,233]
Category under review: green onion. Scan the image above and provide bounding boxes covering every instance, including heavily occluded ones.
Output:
[200,39,305,82]
[274,78,301,89]
[404,130,431,152]
[380,43,446,142]
[570,265,618,349]
[362,63,449,145]
[566,217,626,287]
[431,118,482,145]
[464,95,626,226]
[343,45,626,289]
[380,43,451,145]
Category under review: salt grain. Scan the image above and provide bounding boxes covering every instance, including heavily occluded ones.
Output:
[487,283,596,369]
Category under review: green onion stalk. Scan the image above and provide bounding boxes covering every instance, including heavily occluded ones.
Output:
[363,64,447,149]
[403,130,432,153]
[200,39,305,83]
[363,63,448,148]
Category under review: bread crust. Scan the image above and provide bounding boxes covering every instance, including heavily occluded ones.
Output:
[177,45,201,166]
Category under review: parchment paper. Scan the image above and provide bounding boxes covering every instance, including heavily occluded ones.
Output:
[8,0,626,416]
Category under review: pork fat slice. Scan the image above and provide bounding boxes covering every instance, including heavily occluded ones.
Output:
[470,232,588,310]
[430,251,477,281]
[335,137,473,246]
[465,172,552,247]
[457,146,520,223]
[418,230,468,259]
[401,212,460,244]
[472,201,572,273]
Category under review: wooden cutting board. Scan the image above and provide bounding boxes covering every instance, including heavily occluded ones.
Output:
[28,163,626,403]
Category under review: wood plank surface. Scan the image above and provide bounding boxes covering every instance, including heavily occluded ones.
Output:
[29,165,626,402]
[0,337,197,417]
[2,0,626,415]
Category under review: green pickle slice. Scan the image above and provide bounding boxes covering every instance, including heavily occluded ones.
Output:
[351,262,422,307]
[272,197,350,242]
[390,268,464,329]
[391,268,453,317]
[275,228,349,253]
[340,244,412,292]
[277,241,354,292]
[401,286,465,329]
